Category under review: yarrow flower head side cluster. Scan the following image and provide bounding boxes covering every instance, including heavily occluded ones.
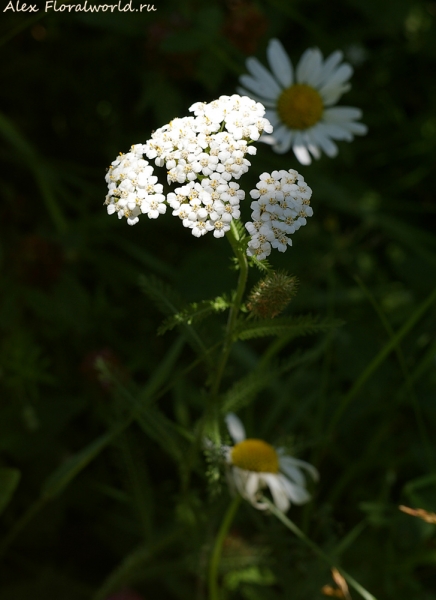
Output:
[104,144,166,225]
[237,38,367,164]
[223,413,318,512]
[245,169,313,260]
[104,95,273,238]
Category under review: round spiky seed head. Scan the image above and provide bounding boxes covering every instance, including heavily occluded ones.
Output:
[247,271,299,319]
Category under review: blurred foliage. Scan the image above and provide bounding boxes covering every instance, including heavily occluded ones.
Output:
[1,0,436,599]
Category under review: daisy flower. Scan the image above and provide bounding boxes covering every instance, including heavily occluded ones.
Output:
[223,413,318,512]
[237,39,367,165]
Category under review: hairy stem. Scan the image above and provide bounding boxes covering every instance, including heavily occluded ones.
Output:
[208,221,248,442]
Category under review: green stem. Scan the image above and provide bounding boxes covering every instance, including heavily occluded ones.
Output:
[208,495,241,600]
[208,221,248,443]
[264,498,378,600]
[213,221,248,393]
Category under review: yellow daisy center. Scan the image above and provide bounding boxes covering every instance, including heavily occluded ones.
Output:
[277,84,324,130]
[231,439,279,473]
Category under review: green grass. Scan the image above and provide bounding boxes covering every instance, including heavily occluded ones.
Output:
[1,1,436,599]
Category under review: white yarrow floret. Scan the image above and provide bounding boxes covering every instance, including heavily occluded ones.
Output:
[245,169,312,259]
[104,144,166,226]
[105,95,280,242]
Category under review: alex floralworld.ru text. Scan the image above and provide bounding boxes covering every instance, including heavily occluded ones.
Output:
[4,1,156,12]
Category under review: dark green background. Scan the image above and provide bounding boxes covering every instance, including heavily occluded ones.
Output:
[1,0,436,598]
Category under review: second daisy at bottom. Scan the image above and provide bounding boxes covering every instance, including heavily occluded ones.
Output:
[222,413,318,513]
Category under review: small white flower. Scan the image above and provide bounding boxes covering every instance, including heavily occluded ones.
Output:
[223,413,318,512]
[104,147,165,225]
[245,169,312,259]
[104,96,273,238]
[238,39,367,164]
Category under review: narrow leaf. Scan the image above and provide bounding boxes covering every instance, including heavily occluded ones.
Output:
[0,111,66,233]
[135,407,192,464]
[222,344,325,413]
[235,315,342,341]
[328,286,436,432]
[138,336,185,403]
[0,468,21,515]
[42,420,128,498]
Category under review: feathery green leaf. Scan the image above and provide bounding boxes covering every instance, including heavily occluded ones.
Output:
[234,315,343,341]
[158,296,231,335]
[139,274,210,361]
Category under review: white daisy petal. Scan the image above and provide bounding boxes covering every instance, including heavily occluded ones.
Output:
[278,474,311,505]
[301,48,324,87]
[293,144,312,164]
[236,86,277,108]
[232,468,246,498]
[307,141,322,160]
[340,121,368,135]
[270,125,293,153]
[283,457,319,482]
[264,109,281,129]
[300,130,322,159]
[293,132,312,164]
[322,123,353,141]
[245,471,260,499]
[264,474,290,512]
[238,75,280,102]
[237,40,366,161]
[225,413,246,444]
[245,57,283,96]
[311,126,339,157]
[323,106,362,121]
[260,134,278,146]
[320,83,352,106]
[279,457,307,486]
[296,48,317,83]
[318,50,344,86]
[266,38,294,87]
[319,63,353,96]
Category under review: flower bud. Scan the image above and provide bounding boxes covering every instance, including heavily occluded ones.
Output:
[247,271,298,319]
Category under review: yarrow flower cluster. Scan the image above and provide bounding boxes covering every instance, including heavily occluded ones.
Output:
[223,413,318,512]
[238,39,367,164]
[245,169,313,260]
[104,93,314,255]
[104,144,166,226]
[105,95,273,239]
